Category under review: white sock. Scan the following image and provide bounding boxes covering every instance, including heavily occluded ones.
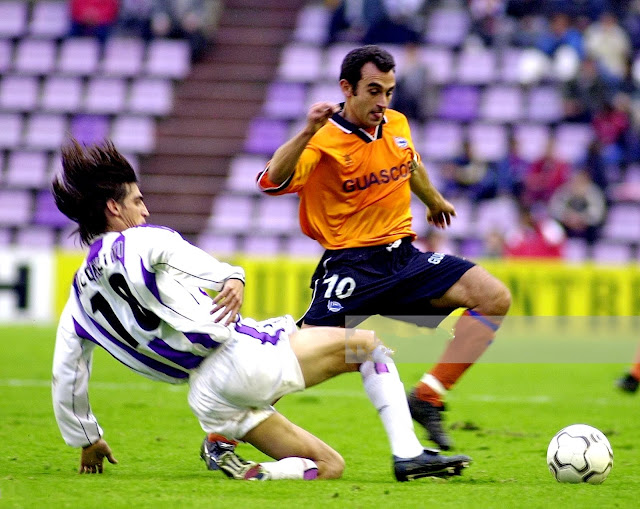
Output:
[260,457,318,480]
[360,348,424,459]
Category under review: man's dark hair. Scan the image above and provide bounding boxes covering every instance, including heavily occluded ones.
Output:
[52,139,137,245]
[339,45,396,92]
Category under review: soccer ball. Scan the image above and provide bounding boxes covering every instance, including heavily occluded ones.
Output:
[547,424,613,484]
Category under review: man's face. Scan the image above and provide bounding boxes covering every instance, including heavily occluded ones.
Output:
[341,62,395,128]
[117,183,149,229]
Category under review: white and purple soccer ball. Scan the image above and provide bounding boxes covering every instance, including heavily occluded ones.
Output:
[547,424,613,484]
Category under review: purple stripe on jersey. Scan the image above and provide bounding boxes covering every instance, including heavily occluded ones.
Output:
[185,332,223,350]
[374,363,389,374]
[140,258,162,303]
[147,338,205,370]
[112,233,125,266]
[234,323,283,346]
[74,315,189,380]
[87,237,103,265]
[72,272,81,297]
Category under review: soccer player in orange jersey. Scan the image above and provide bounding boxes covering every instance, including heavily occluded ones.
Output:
[617,346,640,393]
[257,45,512,451]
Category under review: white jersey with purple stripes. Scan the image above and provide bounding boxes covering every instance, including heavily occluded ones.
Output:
[53,224,246,447]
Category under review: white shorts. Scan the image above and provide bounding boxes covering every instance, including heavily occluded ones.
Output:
[187,316,305,440]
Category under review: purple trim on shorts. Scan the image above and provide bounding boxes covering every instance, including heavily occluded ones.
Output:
[374,363,389,374]
[304,467,319,480]
[87,237,103,265]
[147,337,205,370]
[234,323,283,346]
[140,258,162,303]
[73,316,189,380]
[184,332,223,350]
[465,309,500,332]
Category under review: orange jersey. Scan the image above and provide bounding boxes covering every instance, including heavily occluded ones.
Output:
[258,108,420,249]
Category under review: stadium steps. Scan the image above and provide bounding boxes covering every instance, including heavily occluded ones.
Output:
[140,0,300,238]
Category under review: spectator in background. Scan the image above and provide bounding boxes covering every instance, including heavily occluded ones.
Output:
[549,169,607,246]
[592,94,631,165]
[441,139,492,200]
[584,11,632,81]
[561,57,613,121]
[117,0,153,40]
[392,43,436,123]
[536,12,584,58]
[362,0,426,45]
[503,205,566,258]
[493,135,529,199]
[69,0,119,44]
[151,0,218,61]
[522,139,571,206]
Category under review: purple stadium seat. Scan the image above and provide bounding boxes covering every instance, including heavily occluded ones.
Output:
[563,238,588,262]
[0,1,27,38]
[0,40,12,74]
[445,197,474,239]
[208,195,254,232]
[0,189,32,226]
[283,234,324,257]
[110,115,156,153]
[425,8,470,47]
[128,78,174,116]
[0,75,39,111]
[323,43,358,82]
[305,82,343,109]
[254,196,299,234]
[437,85,480,122]
[474,196,519,237]
[592,241,632,264]
[0,228,11,246]
[29,0,70,38]
[226,155,267,194]
[145,39,191,79]
[33,190,72,228]
[70,114,110,146]
[5,150,49,189]
[553,123,593,163]
[601,203,640,243]
[500,48,524,83]
[421,121,463,161]
[0,113,23,148]
[24,113,68,150]
[456,48,497,85]
[84,77,127,114]
[263,81,307,120]
[196,233,239,257]
[244,118,289,155]
[13,39,56,75]
[527,86,562,122]
[480,85,524,123]
[278,44,323,82]
[243,234,281,256]
[57,37,100,76]
[513,123,550,162]
[102,37,145,77]
[15,226,56,248]
[293,4,331,45]
[41,76,84,113]
[468,123,508,162]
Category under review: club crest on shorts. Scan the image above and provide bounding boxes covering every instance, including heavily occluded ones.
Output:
[327,300,343,312]
[394,137,408,149]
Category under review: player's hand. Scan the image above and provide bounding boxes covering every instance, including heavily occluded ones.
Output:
[79,439,118,474]
[427,198,456,229]
[211,278,244,325]
[307,102,340,134]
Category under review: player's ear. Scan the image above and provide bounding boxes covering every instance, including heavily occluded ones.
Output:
[339,79,354,97]
[105,198,121,217]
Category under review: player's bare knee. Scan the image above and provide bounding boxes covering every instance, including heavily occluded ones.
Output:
[318,449,345,479]
[346,328,383,362]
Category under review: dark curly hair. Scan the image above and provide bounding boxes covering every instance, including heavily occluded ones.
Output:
[52,139,137,246]
[339,45,396,93]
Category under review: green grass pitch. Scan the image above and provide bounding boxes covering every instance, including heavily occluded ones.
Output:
[1,324,639,508]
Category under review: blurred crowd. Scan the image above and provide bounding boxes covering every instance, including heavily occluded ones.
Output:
[68,0,221,60]
[325,0,640,260]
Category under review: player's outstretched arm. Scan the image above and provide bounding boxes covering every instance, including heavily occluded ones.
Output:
[410,161,456,229]
[268,102,340,185]
[79,439,118,474]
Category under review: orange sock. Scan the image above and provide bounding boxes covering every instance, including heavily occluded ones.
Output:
[631,364,640,381]
[207,433,237,445]
[415,309,499,407]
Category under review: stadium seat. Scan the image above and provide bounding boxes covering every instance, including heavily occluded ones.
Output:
[263,81,307,120]
[420,47,454,85]
[305,81,343,109]
[0,228,11,246]
[57,37,100,76]
[480,85,524,123]
[110,115,156,153]
[410,199,429,234]
[563,237,588,262]
[0,113,23,148]
[59,225,83,249]
[0,1,27,38]
[70,114,110,146]
[196,233,239,257]
[278,44,323,82]
[282,234,324,257]
[323,43,358,82]
[292,3,331,45]
[13,38,56,75]
[24,113,68,150]
[0,39,12,74]
[527,86,563,122]
[513,123,550,162]
[499,47,524,83]
[421,121,463,161]
[102,37,145,77]
[145,38,191,79]
[253,196,299,234]
[226,155,268,194]
[553,123,592,164]
[41,76,84,113]
[468,123,508,162]
[456,47,497,85]
[29,0,70,38]
[437,85,480,122]
[208,195,255,232]
[83,77,127,114]
[5,150,49,189]
[128,78,174,116]
[243,234,281,256]
[424,8,470,47]
[0,189,32,226]
[15,226,56,248]
[244,118,289,155]
[592,241,633,264]
[474,196,519,237]
[0,75,39,111]
[601,203,640,243]
[445,197,474,239]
